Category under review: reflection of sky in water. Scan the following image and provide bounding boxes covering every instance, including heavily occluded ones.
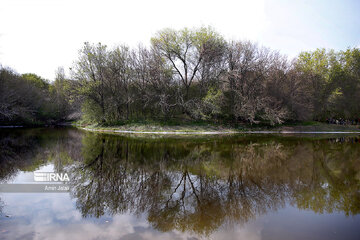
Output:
[1,173,259,239]
[7,165,56,184]
[1,173,360,240]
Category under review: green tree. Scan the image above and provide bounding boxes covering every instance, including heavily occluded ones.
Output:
[151,27,226,116]
[296,49,334,120]
[72,42,109,122]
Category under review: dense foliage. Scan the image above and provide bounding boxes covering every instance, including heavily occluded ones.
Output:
[0,67,78,125]
[1,27,359,126]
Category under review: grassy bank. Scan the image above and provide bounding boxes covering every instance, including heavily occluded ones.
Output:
[74,120,360,134]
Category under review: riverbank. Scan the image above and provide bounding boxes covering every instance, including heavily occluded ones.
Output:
[76,121,360,135]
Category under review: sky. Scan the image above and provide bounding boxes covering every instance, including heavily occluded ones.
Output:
[0,0,359,80]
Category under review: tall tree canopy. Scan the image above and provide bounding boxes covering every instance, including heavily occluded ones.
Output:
[1,27,359,126]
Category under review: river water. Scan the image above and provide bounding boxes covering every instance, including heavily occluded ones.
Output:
[0,128,359,240]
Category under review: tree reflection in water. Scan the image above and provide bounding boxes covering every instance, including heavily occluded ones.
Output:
[0,129,359,236]
[68,133,360,236]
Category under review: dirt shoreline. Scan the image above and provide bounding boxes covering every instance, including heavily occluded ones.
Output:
[81,127,360,135]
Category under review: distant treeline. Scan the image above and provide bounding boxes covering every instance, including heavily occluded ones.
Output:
[1,27,359,126]
[0,68,80,125]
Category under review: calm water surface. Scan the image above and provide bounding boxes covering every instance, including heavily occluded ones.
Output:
[0,128,359,240]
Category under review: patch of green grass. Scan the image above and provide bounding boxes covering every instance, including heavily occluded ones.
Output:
[282,121,319,126]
